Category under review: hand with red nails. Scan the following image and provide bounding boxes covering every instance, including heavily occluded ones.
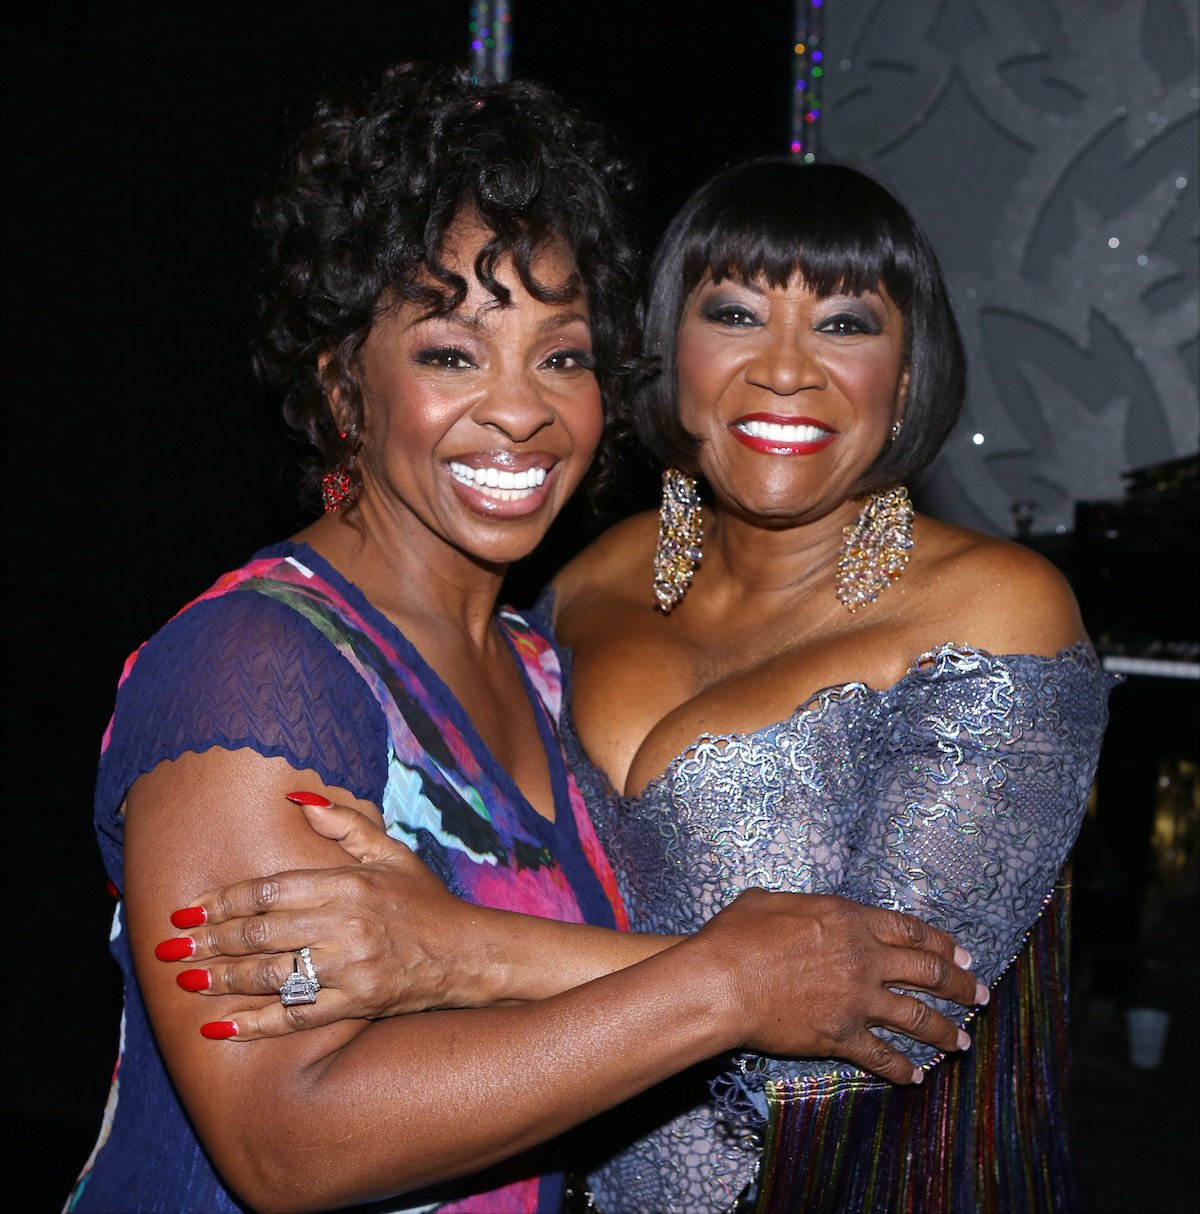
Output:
[160,793,688,1038]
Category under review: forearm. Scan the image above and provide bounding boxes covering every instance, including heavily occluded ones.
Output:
[473,906,683,1001]
[174,934,733,1211]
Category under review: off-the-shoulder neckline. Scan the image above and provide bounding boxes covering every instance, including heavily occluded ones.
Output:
[617,641,1102,802]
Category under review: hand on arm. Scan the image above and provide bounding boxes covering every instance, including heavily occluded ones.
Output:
[164,795,680,1037]
[128,747,750,1209]
[156,785,983,1085]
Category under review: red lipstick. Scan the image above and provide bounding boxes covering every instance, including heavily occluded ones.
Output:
[729,414,837,456]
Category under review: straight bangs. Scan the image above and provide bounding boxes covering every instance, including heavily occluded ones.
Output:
[677,160,919,315]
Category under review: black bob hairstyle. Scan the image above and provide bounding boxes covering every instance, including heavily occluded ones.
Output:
[252,61,642,505]
[633,158,967,496]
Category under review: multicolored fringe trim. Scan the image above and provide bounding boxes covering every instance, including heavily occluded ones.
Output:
[755,884,1080,1213]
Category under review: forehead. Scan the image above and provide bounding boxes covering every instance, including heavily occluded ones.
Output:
[440,219,581,291]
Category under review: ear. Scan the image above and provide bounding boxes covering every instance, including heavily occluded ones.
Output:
[895,365,911,424]
[317,352,353,433]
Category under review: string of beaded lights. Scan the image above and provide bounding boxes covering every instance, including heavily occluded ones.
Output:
[469,1,512,84]
[791,0,826,162]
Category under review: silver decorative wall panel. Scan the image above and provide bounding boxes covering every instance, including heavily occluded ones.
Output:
[822,0,1199,536]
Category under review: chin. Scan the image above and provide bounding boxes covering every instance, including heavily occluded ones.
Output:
[454,518,555,568]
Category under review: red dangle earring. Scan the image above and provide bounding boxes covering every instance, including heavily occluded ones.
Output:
[321,431,359,512]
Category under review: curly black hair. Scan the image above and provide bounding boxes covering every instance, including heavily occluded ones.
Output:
[252,60,643,507]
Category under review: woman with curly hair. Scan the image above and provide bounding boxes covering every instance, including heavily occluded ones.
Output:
[68,63,980,1214]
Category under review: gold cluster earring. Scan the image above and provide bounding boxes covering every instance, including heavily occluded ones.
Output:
[653,469,703,613]
[835,486,914,612]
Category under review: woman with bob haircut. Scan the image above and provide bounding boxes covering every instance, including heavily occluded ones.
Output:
[69,70,987,1214]
[548,158,1115,1210]
[172,156,1115,1212]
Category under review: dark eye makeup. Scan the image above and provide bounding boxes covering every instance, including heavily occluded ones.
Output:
[701,301,762,327]
[816,308,883,337]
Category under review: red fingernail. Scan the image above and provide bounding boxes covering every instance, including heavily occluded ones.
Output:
[200,1021,238,1040]
[105,879,121,899]
[177,969,211,992]
[170,906,208,929]
[286,791,332,808]
[155,937,195,962]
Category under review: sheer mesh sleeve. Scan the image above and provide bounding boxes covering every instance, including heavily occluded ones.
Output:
[848,645,1107,989]
[713,644,1114,1118]
[94,591,388,882]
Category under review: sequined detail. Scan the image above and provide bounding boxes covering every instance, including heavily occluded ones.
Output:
[653,469,704,613]
[835,485,914,611]
[566,642,1115,1213]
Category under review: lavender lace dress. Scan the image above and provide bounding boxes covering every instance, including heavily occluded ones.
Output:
[558,625,1115,1214]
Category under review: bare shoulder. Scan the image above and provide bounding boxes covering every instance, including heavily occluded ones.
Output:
[913,516,1087,657]
[549,511,658,624]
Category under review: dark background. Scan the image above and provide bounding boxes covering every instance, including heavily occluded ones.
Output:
[1,3,793,1206]
[3,3,1195,1211]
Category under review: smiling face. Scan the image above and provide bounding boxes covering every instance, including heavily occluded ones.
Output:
[676,273,909,525]
[341,223,603,569]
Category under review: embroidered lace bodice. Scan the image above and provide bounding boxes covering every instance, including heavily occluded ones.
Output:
[564,642,1114,1213]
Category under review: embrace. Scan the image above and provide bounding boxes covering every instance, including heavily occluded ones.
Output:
[70,61,1113,1214]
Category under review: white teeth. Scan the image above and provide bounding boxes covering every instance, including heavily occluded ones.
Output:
[736,420,830,443]
[448,462,548,499]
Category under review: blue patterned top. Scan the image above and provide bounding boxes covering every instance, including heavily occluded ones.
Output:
[70,542,625,1214]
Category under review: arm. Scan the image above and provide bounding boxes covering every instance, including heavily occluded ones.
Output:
[844,642,1110,1008]
[130,747,979,1211]
[171,794,680,1022]
[167,796,982,1044]
[795,546,1106,1070]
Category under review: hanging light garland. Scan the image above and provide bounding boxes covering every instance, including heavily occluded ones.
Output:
[468,1,512,84]
[791,0,826,161]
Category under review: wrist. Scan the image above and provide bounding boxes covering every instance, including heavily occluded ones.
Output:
[440,903,521,1007]
[665,931,747,1055]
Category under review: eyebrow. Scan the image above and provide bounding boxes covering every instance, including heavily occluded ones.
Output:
[415,308,590,333]
[537,309,590,333]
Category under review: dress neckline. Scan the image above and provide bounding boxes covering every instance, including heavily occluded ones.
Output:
[607,639,1100,802]
[276,541,572,833]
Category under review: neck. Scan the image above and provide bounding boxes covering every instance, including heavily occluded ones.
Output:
[297,503,506,650]
[700,495,866,605]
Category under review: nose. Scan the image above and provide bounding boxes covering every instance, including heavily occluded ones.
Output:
[472,369,556,442]
[745,330,824,395]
